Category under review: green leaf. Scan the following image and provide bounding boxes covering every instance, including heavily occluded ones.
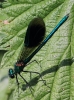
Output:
[0,0,74,100]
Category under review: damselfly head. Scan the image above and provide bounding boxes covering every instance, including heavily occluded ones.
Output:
[9,68,15,78]
[25,17,46,47]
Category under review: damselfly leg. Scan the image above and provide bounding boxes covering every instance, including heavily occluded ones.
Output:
[19,74,34,96]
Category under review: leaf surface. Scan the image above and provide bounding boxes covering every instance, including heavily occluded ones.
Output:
[0,0,74,100]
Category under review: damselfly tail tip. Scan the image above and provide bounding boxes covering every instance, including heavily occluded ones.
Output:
[66,13,69,17]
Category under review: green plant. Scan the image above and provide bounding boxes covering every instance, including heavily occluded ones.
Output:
[0,0,74,100]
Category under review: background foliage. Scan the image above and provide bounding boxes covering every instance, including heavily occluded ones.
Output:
[0,0,74,100]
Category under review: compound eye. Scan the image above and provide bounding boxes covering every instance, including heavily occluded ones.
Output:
[9,68,15,78]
